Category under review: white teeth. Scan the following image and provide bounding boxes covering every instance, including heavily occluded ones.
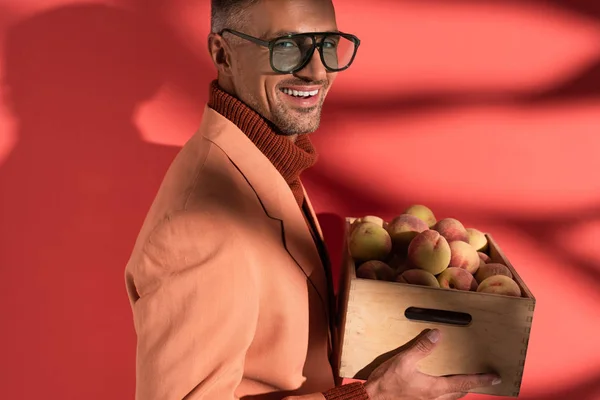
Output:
[281,88,320,97]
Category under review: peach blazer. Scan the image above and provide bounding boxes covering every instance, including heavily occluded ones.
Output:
[124,105,339,400]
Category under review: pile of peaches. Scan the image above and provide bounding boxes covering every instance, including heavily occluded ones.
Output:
[348,205,522,297]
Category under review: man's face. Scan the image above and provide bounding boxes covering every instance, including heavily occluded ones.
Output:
[224,0,339,136]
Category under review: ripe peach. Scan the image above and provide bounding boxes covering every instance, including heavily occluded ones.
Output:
[477,275,522,297]
[386,214,429,251]
[350,216,384,234]
[403,204,437,228]
[349,222,392,261]
[475,263,513,283]
[407,230,451,275]
[478,252,491,263]
[396,269,440,288]
[448,240,480,274]
[433,218,469,243]
[470,278,479,291]
[356,260,396,281]
[437,267,477,291]
[361,215,386,227]
[467,228,489,252]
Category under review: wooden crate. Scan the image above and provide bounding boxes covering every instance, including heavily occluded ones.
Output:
[336,218,536,397]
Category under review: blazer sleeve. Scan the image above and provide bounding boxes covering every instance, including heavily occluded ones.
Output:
[129,210,369,400]
[130,210,259,400]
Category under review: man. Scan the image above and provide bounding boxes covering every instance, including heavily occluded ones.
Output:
[124,0,502,399]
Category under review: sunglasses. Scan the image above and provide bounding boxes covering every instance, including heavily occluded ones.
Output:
[219,29,361,74]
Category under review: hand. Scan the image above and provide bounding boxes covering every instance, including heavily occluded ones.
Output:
[363,329,502,400]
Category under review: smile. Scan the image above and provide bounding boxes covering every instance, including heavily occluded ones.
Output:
[280,88,320,98]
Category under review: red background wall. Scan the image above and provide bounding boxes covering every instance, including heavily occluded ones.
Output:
[1,0,599,399]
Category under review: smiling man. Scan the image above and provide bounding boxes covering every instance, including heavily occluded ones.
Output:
[124,1,501,399]
[209,0,349,138]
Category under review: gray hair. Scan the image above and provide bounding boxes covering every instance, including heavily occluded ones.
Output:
[211,0,260,33]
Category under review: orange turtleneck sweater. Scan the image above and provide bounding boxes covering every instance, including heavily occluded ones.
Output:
[207,80,317,207]
[207,80,369,400]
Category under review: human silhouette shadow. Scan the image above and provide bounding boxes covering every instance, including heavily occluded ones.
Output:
[0,4,210,398]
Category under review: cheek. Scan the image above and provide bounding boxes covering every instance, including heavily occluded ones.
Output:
[232,70,261,99]
[264,78,282,101]
[231,52,264,87]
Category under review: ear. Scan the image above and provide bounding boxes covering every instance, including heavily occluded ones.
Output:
[208,32,234,76]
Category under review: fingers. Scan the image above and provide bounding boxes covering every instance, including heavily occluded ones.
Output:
[402,328,441,366]
[435,373,502,396]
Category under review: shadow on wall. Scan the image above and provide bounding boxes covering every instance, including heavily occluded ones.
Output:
[0,0,598,399]
[0,4,211,398]
[521,0,600,101]
[321,0,600,120]
[311,0,600,318]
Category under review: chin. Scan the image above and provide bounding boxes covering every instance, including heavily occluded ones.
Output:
[281,121,320,136]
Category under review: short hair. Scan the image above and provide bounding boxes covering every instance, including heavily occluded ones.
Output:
[211,0,260,33]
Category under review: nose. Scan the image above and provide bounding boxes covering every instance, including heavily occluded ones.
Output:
[294,48,327,81]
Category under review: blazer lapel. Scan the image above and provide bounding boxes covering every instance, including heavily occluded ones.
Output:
[302,188,325,242]
[198,106,330,314]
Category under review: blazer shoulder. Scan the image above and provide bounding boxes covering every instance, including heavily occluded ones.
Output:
[182,137,264,216]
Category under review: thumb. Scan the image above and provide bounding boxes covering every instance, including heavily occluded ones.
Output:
[403,328,441,365]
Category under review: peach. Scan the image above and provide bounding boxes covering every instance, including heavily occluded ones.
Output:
[433,218,469,243]
[467,228,489,252]
[478,257,486,270]
[386,214,429,251]
[361,215,386,227]
[403,204,437,228]
[348,221,392,261]
[470,278,479,291]
[478,252,491,263]
[407,230,451,275]
[475,263,513,283]
[437,267,477,291]
[396,269,440,288]
[356,260,396,281]
[448,240,481,274]
[477,275,522,297]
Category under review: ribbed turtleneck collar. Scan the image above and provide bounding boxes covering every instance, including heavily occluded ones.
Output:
[207,80,318,207]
